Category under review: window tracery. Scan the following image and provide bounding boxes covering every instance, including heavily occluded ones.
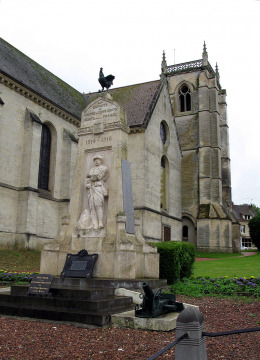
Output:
[179,84,191,112]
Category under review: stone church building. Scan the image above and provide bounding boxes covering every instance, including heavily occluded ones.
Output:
[0,37,236,252]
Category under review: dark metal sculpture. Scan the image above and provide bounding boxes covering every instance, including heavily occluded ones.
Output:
[98,67,115,91]
[135,282,184,318]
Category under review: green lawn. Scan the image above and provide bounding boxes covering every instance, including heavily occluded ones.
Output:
[196,251,241,259]
[194,252,260,278]
[0,249,40,273]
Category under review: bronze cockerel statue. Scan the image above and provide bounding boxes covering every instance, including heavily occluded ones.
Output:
[98,67,115,91]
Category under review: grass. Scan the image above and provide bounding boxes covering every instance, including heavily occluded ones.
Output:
[0,249,40,273]
[170,251,260,299]
[194,251,260,278]
[195,251,241,259]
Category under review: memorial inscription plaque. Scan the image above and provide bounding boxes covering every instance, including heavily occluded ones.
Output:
[61,249,98,278]
[28,274,53,296]
[121,159,135,234]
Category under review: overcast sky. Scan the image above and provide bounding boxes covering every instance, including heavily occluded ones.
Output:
[1,0,260,206]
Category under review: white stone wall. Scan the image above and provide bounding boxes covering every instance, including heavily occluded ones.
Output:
[128,83,182,242]
[0,83,78,249]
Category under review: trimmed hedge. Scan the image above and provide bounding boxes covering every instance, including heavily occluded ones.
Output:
[153,241,196,284]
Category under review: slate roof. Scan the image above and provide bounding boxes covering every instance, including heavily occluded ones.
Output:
[0,37,162,126]
[233,204,256,221]
[84,80,162,127]
[0,37,85,118]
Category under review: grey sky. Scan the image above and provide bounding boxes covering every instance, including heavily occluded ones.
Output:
[1,0,259,205]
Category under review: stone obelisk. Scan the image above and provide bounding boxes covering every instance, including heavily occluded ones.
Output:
[40,92,159,279]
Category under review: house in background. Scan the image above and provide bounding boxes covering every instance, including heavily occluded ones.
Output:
[233,204,256,249]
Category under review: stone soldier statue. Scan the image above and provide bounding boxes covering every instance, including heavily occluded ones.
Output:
[77,155,109,230]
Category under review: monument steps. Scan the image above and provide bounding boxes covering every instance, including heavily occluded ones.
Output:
[0,281,136,326]
[0,301,118,326]
[50,277,167,290]
[0,278,167,326]
[11,284,115,301]
[0,293,133,312]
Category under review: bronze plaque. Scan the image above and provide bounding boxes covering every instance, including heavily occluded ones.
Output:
[28,274,53,296]
[61,249,98,278]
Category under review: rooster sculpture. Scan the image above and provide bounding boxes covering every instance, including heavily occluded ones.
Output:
[98,67,115,91]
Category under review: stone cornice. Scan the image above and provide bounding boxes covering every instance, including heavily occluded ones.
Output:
[0,181,69,203]
[134,206,182,222]
[129,126,145,134]
[0,72,81,127]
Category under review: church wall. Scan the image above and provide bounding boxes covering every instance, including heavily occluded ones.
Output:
[0,82,78,249]
[129,84,182,242]
[168,72,200,223]
[128,131,146,207]
[167,66,233,251]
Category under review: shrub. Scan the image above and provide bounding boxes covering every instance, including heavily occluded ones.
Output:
[249,214,260,250]
[153,241,196,284]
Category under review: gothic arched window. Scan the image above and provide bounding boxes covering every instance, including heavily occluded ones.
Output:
[160,122,167,145]
[179,84,191,112]
[183,225,188,240]
[160,156,169,211]
[38,124,51,190]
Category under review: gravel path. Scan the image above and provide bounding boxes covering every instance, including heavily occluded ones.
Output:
[0,296,259,359]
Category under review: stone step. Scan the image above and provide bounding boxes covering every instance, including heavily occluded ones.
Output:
[0,293,133,312]
[11,285,114,300]
[51,277,167,290]
[0,302,113,326]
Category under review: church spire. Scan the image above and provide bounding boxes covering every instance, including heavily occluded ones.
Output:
[215,62,220,79]
[202,41,208,66]
[161,50,167,75]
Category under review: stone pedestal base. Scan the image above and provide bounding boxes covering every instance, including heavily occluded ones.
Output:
[111,304,199,331]
[40,234,159,279]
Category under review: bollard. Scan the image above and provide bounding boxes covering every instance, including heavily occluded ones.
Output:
[175,306,207,360]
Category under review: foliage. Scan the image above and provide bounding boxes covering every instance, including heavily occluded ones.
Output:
[0,270,38,285]
[171,276,260,298]
[153,241,196,284]
[193,251,260,278]
[249,214,260,250]
[252,204,260,216]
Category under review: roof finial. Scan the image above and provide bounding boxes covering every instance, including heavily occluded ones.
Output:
[202,41,208,66]
[215,62,220,79]
[161,50,167,75]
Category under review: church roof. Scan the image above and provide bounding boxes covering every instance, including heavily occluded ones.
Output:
[0,37,163,125]
[0,37,85,118]
[84,80,162,127]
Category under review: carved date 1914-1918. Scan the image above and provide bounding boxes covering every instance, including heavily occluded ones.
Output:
[86,136,112,145]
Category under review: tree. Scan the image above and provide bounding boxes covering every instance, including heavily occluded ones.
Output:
[252,204,260,216]
[248,214,260,250]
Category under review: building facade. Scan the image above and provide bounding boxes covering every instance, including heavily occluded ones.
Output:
[233,204,256,249]
[0,37,236,251]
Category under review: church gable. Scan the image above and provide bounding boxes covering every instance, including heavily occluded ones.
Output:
[84,80,161,128]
